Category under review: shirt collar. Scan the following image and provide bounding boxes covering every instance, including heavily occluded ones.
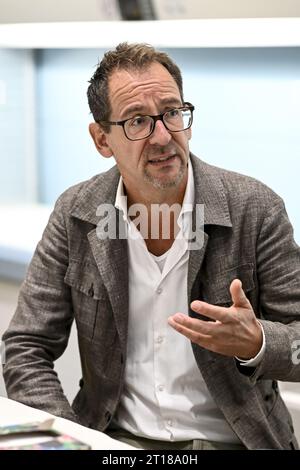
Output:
[114,173,129,222]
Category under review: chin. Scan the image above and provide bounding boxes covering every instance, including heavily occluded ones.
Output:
[146,172,185,190]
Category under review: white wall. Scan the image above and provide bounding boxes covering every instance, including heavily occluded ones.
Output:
[0,49,37,203]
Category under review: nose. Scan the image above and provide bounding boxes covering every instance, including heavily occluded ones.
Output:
[148,119,172,146]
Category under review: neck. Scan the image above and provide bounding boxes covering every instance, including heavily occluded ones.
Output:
[123,175,188,255]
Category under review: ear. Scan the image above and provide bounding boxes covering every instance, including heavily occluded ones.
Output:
[89,123,113,158]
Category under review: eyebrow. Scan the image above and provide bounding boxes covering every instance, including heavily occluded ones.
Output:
[121,98,183,120]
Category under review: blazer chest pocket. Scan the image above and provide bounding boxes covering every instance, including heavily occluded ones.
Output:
[64,261,108,341]
[201,263,255,306]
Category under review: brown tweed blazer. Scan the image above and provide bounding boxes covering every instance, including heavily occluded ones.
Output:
[3,154,300,449]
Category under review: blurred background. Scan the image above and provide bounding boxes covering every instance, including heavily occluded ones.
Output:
[0,0,300,438]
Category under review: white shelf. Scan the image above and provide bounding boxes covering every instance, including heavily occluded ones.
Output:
[0,18,300,48]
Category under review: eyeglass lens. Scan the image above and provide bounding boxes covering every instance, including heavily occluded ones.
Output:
[124,108,192,140]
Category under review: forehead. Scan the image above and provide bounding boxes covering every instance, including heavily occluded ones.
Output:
[108,62,181,116]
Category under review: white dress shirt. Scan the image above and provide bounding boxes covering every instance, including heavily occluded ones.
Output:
[111,162,255,443]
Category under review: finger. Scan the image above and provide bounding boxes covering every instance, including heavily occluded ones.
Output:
[169,313,219,335]
[230,279,251,308]
[190,300,228,322]
[168,314,212,344]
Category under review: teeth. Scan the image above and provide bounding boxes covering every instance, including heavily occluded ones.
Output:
[149,155,174,163]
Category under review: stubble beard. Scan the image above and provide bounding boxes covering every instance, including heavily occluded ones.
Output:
[143,156,187,190]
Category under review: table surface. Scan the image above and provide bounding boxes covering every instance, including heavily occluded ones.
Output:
[0,396,136,450]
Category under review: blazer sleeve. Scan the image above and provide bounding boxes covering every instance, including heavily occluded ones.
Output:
[2,194,78,422]
[245,198,300,383]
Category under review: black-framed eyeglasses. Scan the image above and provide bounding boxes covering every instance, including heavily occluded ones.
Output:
[99,102,195,141]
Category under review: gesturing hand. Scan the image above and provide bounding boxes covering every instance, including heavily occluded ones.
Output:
[168,279,263,359]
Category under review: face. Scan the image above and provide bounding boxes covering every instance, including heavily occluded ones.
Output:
[90,62,191,200]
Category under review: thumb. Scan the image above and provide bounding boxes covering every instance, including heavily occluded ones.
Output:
[230,279,251,308]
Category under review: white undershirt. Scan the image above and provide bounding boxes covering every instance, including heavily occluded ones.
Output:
[112,162,240,443]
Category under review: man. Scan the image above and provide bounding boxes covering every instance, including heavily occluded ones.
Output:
[2,43,300,450]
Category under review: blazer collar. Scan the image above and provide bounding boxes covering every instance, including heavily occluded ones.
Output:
[70,153,232,229]
[190,153,232,228]
[69,165,120,225]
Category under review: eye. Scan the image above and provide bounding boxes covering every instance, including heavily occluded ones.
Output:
[129,116,148,128]
[166,108,180,118]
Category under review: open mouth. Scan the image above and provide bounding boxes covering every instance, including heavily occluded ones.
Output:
[148,154,177,164]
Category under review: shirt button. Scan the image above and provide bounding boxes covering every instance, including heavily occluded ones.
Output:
[156,287,163,294]
[167,420,173,427]
[156,336,163,344]
[158,385,164,392]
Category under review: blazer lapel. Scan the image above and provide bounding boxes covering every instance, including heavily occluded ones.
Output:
[188,155,233,364]
[187,154,232,304]
[188,233,208,304]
